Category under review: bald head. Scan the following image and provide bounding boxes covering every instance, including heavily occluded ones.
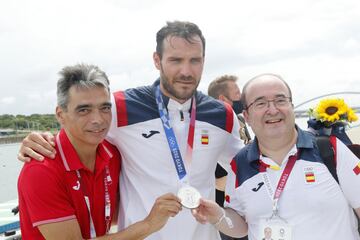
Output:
[241,73,296,145]
[241,73,292,109]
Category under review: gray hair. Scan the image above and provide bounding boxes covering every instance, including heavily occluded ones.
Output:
[156,20,206,59]
[57,63,110,109]
[208,75,238,99]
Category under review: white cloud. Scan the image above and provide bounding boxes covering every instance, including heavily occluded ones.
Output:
[0,97,15,105]
[0,0,359,114]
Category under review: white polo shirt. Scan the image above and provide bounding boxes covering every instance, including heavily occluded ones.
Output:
[107,80,243,240]
[225,128,360,240]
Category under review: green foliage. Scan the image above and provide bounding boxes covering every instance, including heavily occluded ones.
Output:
[0,114,60,132]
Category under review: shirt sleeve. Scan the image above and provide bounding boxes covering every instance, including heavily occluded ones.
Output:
[217,110,244,172]
[106,93,120,145]
[18,162,76,227]
[224,158,246,217]
[336,138,360,209]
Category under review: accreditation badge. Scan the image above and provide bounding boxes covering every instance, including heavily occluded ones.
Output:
[258,218,292,240]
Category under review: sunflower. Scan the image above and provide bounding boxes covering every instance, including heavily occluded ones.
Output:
[347,109,359,122]
[314,98,348,123]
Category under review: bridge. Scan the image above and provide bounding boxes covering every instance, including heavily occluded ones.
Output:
[294,106,360,118]
[293,91,360,119]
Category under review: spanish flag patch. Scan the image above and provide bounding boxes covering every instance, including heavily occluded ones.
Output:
[201,134,209,145]
[304,167,315,183]
[305,172,315,183]
[200,130,209,145]
[353,162,360,175]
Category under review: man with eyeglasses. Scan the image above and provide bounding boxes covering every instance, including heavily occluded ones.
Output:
[192,73,360,240]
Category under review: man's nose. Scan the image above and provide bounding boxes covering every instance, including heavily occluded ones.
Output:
[91,110,104,123]
[179,62,192,77]
[266,100,279,113]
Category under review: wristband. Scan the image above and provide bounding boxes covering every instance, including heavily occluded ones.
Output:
[213,208,234,229]
[213,208,226,226]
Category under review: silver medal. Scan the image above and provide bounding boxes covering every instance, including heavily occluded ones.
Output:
[177,185,201,209]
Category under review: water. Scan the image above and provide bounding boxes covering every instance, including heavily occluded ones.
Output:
[0,143,22,203]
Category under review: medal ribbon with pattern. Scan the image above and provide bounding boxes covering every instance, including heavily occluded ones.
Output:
[259,151,299,216]
[155,85,196,184]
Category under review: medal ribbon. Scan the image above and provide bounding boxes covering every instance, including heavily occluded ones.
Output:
[259,151,299,215]
[155,85,196,183]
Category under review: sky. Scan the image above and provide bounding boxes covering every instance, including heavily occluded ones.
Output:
[0,0,360,116]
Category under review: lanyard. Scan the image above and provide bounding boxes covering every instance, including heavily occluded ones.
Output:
[155,85,196,184]
[75,166,112,238]
[56,133,112,237]
[259,151,299,216]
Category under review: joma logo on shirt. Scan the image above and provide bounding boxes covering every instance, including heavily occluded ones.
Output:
[252,182,264,192]
[142,130,160,138]
[73,181,80,191]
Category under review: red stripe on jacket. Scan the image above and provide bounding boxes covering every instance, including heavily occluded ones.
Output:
[223,102,234,133]
[230,158,239,188]
[330,135,337,166]
[113,91,128,127]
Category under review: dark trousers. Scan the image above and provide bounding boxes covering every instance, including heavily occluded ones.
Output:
[220,232,248,240]
[216,189,248,240]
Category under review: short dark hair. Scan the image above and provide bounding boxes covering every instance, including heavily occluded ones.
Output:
[57,63,110,109]
[241,73,292,108]
[208,75,238,99]
[156,20,206,59]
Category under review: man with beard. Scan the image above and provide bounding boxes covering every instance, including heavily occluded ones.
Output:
[18,21,243,240]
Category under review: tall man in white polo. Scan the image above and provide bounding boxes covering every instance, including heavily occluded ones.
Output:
[18,21,243,239]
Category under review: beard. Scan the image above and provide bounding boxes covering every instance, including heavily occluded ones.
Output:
[159,68,200,102]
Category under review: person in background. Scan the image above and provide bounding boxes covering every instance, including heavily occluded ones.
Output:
[18,64,182,240]
[208,75,251,144]
[208,75,250,240]
[193,73,360,240]
[17,21,243,240]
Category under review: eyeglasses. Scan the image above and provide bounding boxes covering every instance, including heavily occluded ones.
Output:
[246,96,292,111]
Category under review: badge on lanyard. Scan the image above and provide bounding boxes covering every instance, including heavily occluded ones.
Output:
[258,218,292,240]
[257,151,300,240]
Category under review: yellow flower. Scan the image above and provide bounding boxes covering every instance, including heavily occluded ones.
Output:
[314,98,348,123]
[308,98,358,130]
[348,109,359,122]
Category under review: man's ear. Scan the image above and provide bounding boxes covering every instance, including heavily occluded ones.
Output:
[219,94,233,106]
[55,106,65,125]
[153,52,161,70]
[218,94,227,102]
[243,110,250,124]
